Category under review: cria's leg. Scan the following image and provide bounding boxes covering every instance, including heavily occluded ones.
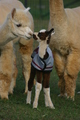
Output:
[43,88,55,109]
[53,52,66,96]
[64,50,80,100]
[19,39,33,94]
[33,82,42,108]
[27,91,32,104]
[43,73,55,109]
[26,66,36,104]
[33,71,42,108]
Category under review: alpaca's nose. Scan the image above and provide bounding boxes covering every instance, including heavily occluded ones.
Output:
[29,31,33,36]
[33,34,37,40]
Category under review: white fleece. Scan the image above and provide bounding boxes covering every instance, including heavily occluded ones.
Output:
[26,90,32,104]
[39,41,48,58]
[33,82,42,108]
[43,88,55,109]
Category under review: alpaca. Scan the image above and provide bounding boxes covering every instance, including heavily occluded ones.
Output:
[0,7,33,46]
[48,0,80,100]
[0,0,34,99]
[26,28,55,109]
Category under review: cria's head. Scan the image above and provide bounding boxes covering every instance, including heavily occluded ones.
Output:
[33,28,54,44]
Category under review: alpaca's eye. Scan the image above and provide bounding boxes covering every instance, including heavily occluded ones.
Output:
[16,24,22,27]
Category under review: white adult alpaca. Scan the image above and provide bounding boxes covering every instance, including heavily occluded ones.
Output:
[0,0,34,99]
[49,0,80,100]
[0,7,33,46]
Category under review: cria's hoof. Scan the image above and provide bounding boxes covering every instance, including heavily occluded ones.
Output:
[49,105,55,109]
[26,100,31,104]
[26,102,31,105]
[33,102,38,108]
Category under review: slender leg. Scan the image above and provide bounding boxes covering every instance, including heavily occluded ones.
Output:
[27,91,32,104]
[26,66,36,104]
[58,76,65,97]
[43,87,55,109]
[43,73,55,109]
[0,42,13,99]
[64,50,80,100]
[33,71,42,108]
[9,53,18,94]
[53,51,66,96]
[33,82,42,108]
[19,38,33,94]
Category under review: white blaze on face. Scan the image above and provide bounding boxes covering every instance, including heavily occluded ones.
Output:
[33,29,48,58]
[39,41,48,58]
[38,29,48,58]
[39,29,46,33]
[33,28,55,58]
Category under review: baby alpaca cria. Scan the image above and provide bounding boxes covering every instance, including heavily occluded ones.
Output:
[26,28,55,109]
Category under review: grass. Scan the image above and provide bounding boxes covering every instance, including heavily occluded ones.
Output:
[0,41,80,120]
[0,43,80,120]
[0,0,80,120]
[0,66,80,120]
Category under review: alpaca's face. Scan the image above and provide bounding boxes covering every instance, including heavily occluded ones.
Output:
[33,28,54,58]
[9,7,33,39]
[33,28,54,44]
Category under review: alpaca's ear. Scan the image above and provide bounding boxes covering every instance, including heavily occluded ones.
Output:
[24,7,30,13]
[11,8,16,18]
[45,28,54,36]
[49,28,55,35]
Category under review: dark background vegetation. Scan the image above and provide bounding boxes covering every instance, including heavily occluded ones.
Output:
[0,0,80,120]
[20,0,80,31]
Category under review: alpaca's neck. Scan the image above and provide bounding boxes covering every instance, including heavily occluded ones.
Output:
[39,41,48,59]
[49,0,66,25]
[0,19,15,47]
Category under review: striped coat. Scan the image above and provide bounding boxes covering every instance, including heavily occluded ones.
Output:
[31,46,54,72]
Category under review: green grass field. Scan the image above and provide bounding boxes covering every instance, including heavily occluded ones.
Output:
[0,0,80,120]
[0,66,80,120]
